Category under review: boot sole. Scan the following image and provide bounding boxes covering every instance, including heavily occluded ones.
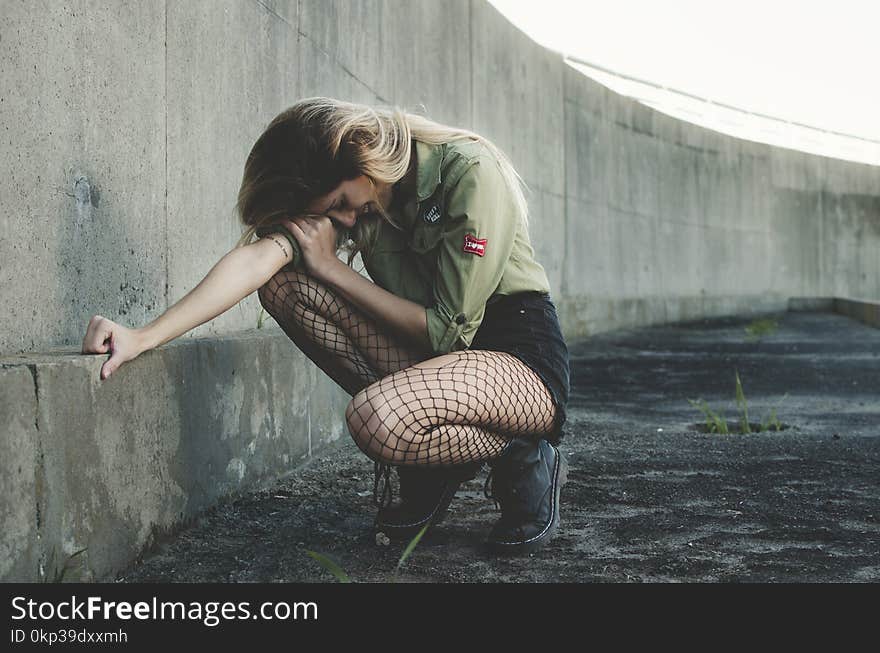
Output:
[375,479,463,540]
[487,447,569,556]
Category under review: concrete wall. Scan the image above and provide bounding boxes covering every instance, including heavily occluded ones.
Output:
[561,68,880,335]
[2,0,878,354]
[2,0,879,580]
[0,331,348,581]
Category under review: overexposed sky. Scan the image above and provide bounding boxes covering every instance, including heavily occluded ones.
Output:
[488,0,880,140]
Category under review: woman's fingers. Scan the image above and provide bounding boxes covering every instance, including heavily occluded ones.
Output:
[101,332,127,380]
[82,315,112,354]
[82,315,139,380]
[280,215,337,278]
[100,331,117,379]
[295,215,318,231]
[284,215,326,242]
[282,217,306,240]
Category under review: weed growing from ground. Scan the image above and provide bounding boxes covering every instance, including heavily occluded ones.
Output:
[688,398,729,434]
[689,369,788,434]
[305,522,431,583]
[735,369,750,434]
[744,317,779,340]
[41,547,88,583]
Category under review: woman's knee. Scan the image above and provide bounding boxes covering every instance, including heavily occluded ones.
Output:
[257,268,313,314]
[345,388,410,465]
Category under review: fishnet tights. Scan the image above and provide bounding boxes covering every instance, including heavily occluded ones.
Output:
[258,267,426,396]
[257,267,558,468]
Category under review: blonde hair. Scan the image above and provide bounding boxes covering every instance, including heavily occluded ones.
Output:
[235,97,530,268]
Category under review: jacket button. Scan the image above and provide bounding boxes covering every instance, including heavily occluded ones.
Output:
[455,314,467,325]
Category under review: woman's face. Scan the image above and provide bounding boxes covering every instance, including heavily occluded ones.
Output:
[306,175,392,230]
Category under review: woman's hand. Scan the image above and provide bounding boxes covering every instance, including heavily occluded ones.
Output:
[281,214,340,280]
[81,314,146,380]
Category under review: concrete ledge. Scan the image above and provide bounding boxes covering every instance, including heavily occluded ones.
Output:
[0,328,349,582]
[789,296,880,329]
[558,293,790,339]
[832,297,880,329]
[559,294,880,341]
[788,297,836,312]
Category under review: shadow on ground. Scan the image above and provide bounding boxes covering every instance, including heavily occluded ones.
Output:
[119,310,880,582]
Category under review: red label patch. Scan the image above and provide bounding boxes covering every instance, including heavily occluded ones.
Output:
[462,233,487,256]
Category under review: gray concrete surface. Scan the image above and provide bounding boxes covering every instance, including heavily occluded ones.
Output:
[0,367,40,581]
[0,328,349,582]
[790,296,880,330]
[2,0,878,354]
[2,0,879,582]
[560,64,880,339]
[117,310,879,583]
[1,1,166,354]
[833,297,880,330]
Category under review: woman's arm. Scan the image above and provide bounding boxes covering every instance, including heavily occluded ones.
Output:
[317,258,434,355]
[138,236,291,349]
[82,234,293,379]
[281,214,435,356]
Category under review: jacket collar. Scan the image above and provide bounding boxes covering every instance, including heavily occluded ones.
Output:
[386,140,444,233]
[415,139,444,202]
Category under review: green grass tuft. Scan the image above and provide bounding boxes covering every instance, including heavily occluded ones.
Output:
[41,547,88,583]
[689,372,789,435]
[735,369,751,434]
[306,521,432,583]
[393,522,431,582]
[304,550,351,583]
[687,397,729,434]
[744,317,779,340]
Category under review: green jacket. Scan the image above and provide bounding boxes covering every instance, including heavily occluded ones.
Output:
[267,138,552,355]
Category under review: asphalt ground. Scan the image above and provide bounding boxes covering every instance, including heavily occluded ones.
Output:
[119,310,879,582]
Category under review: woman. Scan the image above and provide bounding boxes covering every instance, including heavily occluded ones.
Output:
[81,97,571,556]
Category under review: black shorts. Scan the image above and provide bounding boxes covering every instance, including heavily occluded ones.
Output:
[468,291,571,445]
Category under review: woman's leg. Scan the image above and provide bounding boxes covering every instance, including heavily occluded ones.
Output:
[259,267,563,548]
[344,350,566,556]
[345,349,558,466]
[258,267,558,464]
[257,267,430,397]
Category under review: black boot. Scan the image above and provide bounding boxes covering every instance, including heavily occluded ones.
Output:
[373,461,482,540]
[483,437,568,556]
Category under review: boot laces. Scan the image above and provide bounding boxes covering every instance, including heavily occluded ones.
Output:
[483,468,501,511]
[372,461,394,509]
[483,461,535,522]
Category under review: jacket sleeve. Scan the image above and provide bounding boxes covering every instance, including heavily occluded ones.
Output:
[424,156,518,355]
[255,223,300,269]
